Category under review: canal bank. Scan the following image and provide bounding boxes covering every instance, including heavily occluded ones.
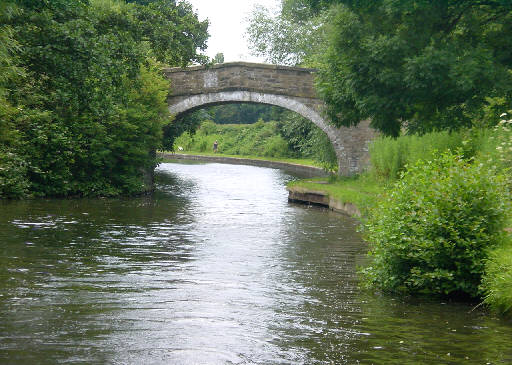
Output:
[159,152,368,218]
[286,176,384,219]
[158,152,329,177]
[287,184,362,217]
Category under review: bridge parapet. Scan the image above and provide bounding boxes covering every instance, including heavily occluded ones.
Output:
[164,62,317,99]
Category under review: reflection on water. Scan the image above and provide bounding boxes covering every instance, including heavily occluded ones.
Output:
[0,162,511,364]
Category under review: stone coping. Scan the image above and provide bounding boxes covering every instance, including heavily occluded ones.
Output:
[163,61,317,74]
[287,185,361,218]
[158,152,328,177]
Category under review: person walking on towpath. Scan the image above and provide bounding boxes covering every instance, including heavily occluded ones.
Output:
[213,140,218,153]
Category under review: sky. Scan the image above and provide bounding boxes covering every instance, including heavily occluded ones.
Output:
[186,0,280,63]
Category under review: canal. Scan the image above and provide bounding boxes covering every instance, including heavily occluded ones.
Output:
[0,162,511,364]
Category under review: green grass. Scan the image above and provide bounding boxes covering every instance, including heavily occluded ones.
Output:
[483,241,512,316]
[287,174,387,215]
[160,150,323,168]
[173,120,293,159]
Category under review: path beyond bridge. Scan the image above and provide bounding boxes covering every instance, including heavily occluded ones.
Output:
[164,62,375,175]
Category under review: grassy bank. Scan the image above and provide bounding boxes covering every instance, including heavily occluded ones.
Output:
[287,175,385,216]
[170,120,337,171]
[289,126,512,316]
[174,120,294,158]
[160,150,322,168]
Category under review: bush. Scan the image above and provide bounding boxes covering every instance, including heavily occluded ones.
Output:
[362,151,511,298]
[482,242,512,316]
[173,120,296,158]
[0,150,30,198]
[263,135,290,157]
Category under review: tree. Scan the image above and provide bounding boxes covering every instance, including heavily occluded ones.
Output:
[246,3,325,66]
[277,111,337,170]
[132,0,209,66]
[1,0,209,197]
[162,109,209,151]
[213,52,224,64]
[0,2,30,198]
[208,103,279,124]
[315,1,512,136]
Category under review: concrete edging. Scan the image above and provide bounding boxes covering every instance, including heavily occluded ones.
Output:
[287,185,361,218]
[158,152,329,177]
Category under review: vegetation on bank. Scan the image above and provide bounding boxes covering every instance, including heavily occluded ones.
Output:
[161,151,321,169]
[249,0,511,316]
[363,151,510,299]
[289,122,512,316]
[169,119,337,170]
[287,175,383,216]
[174,120,292,158]
[0,0,208,198]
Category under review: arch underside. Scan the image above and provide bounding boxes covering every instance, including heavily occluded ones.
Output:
[168,91,333,136]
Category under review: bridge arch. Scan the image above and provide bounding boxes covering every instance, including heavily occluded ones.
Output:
[165,62,375,175]
[168,91,333,137]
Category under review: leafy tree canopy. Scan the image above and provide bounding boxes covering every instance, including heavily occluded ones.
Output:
[0,0,209,198]
[247,0,512,135]
[315,0,512,135]
[213,52,224,64]
[246,2,326,66]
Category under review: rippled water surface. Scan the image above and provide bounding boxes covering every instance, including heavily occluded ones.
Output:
[1,162,511,364]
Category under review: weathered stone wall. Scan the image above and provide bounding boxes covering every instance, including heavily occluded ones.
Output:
[164,62,376,176]
[164,62,317,99]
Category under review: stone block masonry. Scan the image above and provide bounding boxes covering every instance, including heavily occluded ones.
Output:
[164,62,376,176]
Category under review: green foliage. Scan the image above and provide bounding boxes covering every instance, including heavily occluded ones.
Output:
[207,103,281,125]
[475,111,512,177]
[482,241,512,316]
[162,109,207,151]
[369,130,472,181]
[213,52,224,64]
[277,111,337,170]
[173,120,294,158]
[0,0,208,198]
[246,3,326,66]
[0,150,29,198]
[315,1,512,136]
[131,0,209,66]
[171,111,339,169]
[363,152,511,298]
[263,135,290,157]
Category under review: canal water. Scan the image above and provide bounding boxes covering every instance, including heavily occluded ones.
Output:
[0,162,511,364]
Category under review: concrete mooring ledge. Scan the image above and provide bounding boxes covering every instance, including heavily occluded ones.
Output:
[159,152,329,177]
[287,185,361,217]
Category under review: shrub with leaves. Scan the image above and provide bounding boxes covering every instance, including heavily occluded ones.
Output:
[362,151,511,298]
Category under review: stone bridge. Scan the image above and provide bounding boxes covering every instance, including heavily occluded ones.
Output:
[164,62,375,175]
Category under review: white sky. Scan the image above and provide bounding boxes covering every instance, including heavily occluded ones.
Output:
[186,0,280,63]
